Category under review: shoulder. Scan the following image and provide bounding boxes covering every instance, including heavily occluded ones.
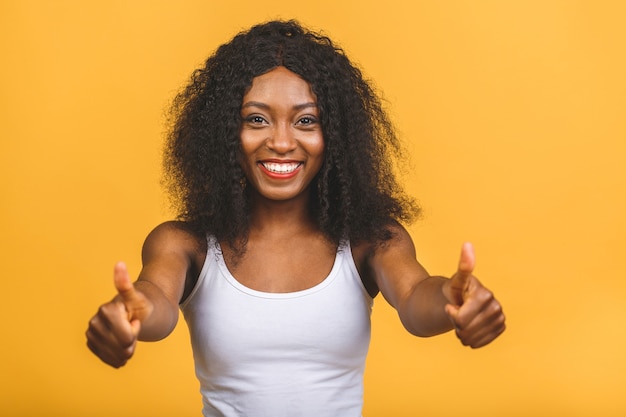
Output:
[354,223,429,309]
[142,221,207,265]
[351,223,415,264]
[140,221,209,303]
[351,223,417,297]
[145,220,205,242]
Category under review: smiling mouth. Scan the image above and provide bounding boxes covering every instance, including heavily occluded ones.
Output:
[260,162,302,174]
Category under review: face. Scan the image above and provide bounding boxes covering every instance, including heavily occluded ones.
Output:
[239,66,324,203]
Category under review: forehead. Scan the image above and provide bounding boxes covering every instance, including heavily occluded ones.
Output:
[243,66,316,105]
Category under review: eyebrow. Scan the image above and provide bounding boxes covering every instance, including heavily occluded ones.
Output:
[241,101,318,111]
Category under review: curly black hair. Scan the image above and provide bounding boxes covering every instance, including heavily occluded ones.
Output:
[163,19,419,251]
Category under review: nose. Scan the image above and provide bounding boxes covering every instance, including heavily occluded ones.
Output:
[267,123,297,154]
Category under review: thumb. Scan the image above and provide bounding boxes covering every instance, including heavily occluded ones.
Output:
[448,242,475,305]
[113,261,152,324]
[113,262,139,305]
[457,242,475,277]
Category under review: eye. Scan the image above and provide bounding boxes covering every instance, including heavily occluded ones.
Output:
[244,115,268,125]
[296,116,318,126]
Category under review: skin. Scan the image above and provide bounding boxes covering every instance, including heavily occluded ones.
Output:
[86,66,505,368]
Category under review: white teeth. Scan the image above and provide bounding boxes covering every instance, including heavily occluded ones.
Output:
[262,162,301,173]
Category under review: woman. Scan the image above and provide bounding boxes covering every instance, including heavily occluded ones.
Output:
[86,20,505,416]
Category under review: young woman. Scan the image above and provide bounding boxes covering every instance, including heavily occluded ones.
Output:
[86,20,505,416]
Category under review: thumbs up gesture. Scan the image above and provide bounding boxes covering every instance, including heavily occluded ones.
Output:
[443,243,506,348]
[86,262,154,368]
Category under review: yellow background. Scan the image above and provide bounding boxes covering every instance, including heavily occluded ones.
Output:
[1,1,625,416]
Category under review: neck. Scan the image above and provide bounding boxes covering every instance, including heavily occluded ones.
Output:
[248,191,318,238]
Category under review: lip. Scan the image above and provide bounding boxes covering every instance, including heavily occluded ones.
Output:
[257,160,303,179]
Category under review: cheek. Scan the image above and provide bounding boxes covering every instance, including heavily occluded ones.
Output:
[308,143,325,176]
[306,132,325,156]
[313,138,325,161]
[237,138,254,176]
[238,132,259,160]
[319,141,326,156]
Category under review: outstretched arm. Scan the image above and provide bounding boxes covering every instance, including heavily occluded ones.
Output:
[86,222,199,367]
[368,225,505,348]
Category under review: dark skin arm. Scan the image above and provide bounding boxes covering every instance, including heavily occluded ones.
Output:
[363,225,505,348]
[85,222,203,368]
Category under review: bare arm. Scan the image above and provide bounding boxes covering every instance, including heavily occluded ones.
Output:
[368,225,506,348]
[86,222,202,367]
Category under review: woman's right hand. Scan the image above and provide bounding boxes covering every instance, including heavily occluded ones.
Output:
[86,262,154,368]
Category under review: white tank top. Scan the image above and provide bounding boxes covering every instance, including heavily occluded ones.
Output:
[180,237,373,417]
